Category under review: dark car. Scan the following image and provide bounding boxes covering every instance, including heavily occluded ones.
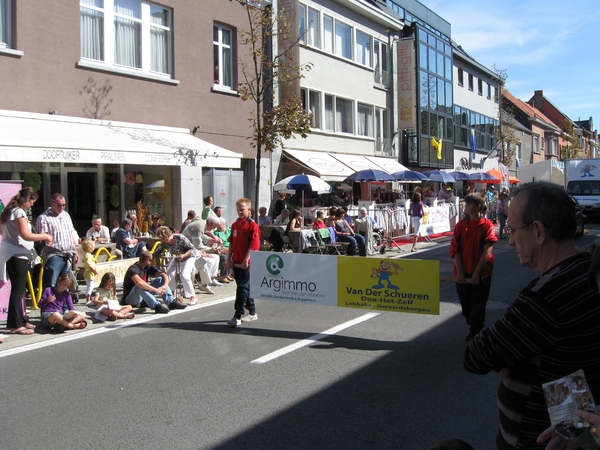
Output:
[571,195,585,237]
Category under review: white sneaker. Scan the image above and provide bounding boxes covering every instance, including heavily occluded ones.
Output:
[210,279,222,286]
[85,301,95,307]
[227,317,242,327]
[241,314,258,322]
[199,285,215,295]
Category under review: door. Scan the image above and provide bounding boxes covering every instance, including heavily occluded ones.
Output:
[67,171,98,238]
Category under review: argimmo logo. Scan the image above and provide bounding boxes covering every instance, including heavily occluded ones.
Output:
[266,254,284,275]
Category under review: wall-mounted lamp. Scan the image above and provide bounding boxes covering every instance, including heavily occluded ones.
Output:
[48,110,57,115]
[192,125,200,135]
[135,172,144,184]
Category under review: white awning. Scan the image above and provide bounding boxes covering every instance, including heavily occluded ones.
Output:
[365,156,408,173]
[284,149,355,181]
[329,153,384,172]
[0,110,242,168]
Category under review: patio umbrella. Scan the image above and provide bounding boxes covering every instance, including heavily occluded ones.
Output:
[392,170,430,182]
[468,172,498,182]
[422,170,456,183]
[447,171,472,181]
[509,176,521,184]
[344,169,396,183]
[273,174,332,208]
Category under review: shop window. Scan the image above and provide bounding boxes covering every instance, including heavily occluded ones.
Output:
[80,0,172,76]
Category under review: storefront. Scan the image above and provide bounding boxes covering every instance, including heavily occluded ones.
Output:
[0,110,242,236]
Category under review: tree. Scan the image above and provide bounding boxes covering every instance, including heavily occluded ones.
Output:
[492,65,519,167]
[560,119,580,160]
[237,0,313,206]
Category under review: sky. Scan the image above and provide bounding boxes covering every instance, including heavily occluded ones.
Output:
[421,0,600,130]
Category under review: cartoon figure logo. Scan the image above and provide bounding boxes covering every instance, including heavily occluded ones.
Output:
[266,254,284,275]
[371,261,402,290]
[580,165,597,177]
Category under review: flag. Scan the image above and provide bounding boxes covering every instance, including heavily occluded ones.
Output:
[432,137,442,160]
[470,129,476,157]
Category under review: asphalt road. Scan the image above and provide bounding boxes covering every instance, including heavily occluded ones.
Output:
[1,227,598,450]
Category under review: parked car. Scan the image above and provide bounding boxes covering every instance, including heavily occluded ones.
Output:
[571,195,585,237]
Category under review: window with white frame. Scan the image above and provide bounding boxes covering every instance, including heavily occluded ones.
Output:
[533,134,540,153]
[301,88,321,129]
[214,24,233,89]
[486,83,491,99]
[299,4,320,48]
[375,107,390,154]
[323,15,333,53]
[1,0,12,48]
[516,141,522,161]
[334,20,351,59]
[547,137,557,156]
[80,0,172,75]
[357,103,373,137]
[336,97,353,133]
[373,39,388,85]
[355,30,371,67]
[457,68,463,87]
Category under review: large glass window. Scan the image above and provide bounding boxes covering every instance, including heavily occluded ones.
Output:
[334,21,351,59]
[374,39,388,85]
[323,15,333,53]
[301,88,322,129]
[356,30,371,66]
[80,0,172,75]
[324,94,334,131]
[213,24,233,89]
[299,4,320,48]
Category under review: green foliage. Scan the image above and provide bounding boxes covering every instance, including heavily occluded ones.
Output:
[560,119,580,160]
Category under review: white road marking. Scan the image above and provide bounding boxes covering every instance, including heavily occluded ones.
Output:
[0,296,235,359]
[251,312,381,364]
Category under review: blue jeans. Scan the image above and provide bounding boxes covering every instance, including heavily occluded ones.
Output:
[42,254,71,288]
[123,276,174,309]
[338,233,366,256]
[233,267,254,319]
[498,212,507,237]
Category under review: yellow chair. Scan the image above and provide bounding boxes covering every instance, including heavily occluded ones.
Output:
[93,246,117,263]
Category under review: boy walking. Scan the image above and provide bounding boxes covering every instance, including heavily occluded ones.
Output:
[449,193,497,341]
[226,198,261,327]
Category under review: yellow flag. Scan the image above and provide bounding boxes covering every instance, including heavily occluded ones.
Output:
[432,137,443,159]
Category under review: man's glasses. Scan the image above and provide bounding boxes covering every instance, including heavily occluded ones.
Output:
[504,223,531,236]
[56,203,66,208]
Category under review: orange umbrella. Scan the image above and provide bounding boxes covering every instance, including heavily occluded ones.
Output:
[509,176,520,184]
[486,168,503,179]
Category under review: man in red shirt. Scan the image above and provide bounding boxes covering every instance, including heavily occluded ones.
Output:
[449,193,497,341]
[226,198,261,326]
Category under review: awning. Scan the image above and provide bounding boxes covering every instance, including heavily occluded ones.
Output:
[365,156,408,173]
[329,153,385,172]
[283,149,355,181]
[0,110,242,168]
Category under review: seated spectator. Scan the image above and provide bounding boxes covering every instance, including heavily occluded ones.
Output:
[274,208,290,225]
[111,217,120,240]
[86,215,110,242]
[114,218,147,259]
[180,210,197,233]
[286,209,302,233]
[127,212,141,237]
[214,206,227,227]
[312,211,327,230]
[91,272,134,321]
[148,213,161,236]
[155,226,198,306]
[326,207,337,228]
[214,219,231,248]
[257,207,271,226]
[341,206,355,231]
[120,251,186,313]
[437,183,451,201]
[202,195,216,220]
[334,208,366,256]
[181,218,224,293]
[204,217,230,284]
[39,273,87,332]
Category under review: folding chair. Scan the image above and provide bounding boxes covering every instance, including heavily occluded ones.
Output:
[325,227,349,255]
[307,228,328,254]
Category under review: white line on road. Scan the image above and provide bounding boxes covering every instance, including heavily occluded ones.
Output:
[0,296,235,359]
[251,312,381,364]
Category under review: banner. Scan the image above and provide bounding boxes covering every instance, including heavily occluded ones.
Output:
[250,252,439,315]
[397,37,416,130]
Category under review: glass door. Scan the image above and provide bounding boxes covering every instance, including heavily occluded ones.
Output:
[67,170,98,238]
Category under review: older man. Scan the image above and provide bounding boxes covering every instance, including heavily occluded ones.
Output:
[464,182,600,450]
[86,215,110,242]
[181,218,220,295]
[114,218,147,259]
[121,251,186,314]
[36,193,79,289]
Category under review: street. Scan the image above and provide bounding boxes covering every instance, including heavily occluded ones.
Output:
[1,226,598,450]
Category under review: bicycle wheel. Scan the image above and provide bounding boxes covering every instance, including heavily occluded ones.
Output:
[371,232,382,252]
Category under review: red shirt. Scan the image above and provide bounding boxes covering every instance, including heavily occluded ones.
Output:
[229,217,261,264]
[449,217,497,279]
